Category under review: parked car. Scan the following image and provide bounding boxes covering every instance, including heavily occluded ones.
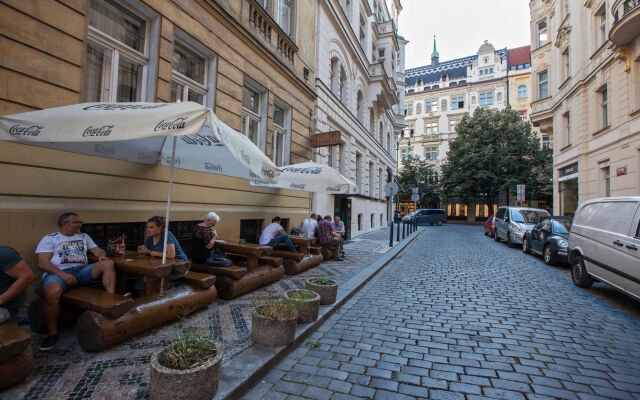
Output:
[401,210,419,222]
[522,216,572,265]
[410,209,447,225]
[484,215,496,237]
[569,197,640,301]
[494,206,550,247]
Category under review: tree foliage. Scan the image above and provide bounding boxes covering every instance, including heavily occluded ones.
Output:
[397,156,437,201]
[440,106,551,205]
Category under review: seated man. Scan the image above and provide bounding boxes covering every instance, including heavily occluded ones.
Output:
[259,217,297,253]
[36,212,116,351]
[315,215,343,261]
[300,213,319,240]
[331,216,346,256]
[0,245,35,323]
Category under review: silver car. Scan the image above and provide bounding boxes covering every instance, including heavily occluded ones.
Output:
[494,206,550,247]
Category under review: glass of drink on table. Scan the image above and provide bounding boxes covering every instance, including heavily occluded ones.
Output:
[137,245,147,255]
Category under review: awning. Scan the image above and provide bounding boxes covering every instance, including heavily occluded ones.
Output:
[250,161,358,194]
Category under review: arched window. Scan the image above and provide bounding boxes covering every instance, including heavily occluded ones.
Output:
[416,102,422,114]
[369,108,374,133]
[330,58,339,96]
[497,92,502,102]
[339,66,347,103]
[356,90,364,122]
[471,96,476,105]
[441,99,447,111]
[379,121,384,144]
[517,85,527,98]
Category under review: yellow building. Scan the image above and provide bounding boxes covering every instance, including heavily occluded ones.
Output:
[530,0,640,215]
[0,0,317,274]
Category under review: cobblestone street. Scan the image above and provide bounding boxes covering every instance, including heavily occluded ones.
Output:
[247,224,640,400]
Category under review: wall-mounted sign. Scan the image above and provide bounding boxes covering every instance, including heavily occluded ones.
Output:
[311,130,340,147]
[616,166,627,176]
[559,163,578,178]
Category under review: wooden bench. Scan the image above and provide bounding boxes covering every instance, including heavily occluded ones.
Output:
[191,263,248,279]
[309,245,322,255]
[182,271,216,289]
[0,321,32,388]
[62,287,134,319]
[215,265,284,300]
[259,255,284,267]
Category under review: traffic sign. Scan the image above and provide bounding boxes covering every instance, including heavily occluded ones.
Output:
[516,184,525,202]
[412,187,419,194]
[384,181,399,196]
[411,193,420,201]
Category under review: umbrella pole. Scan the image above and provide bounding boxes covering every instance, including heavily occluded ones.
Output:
[161,136,177,294]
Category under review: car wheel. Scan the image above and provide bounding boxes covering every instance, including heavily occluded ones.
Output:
[436,220,443,226]
[543,244,555,265]
[506,232,515,248]
[571,254,593,288]
[494,230,500,242]
[522,236,529,253]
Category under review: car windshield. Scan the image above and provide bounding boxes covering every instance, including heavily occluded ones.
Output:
[512,210,549,223]
[552,220,571,234]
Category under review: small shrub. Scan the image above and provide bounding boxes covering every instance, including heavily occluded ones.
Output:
[288,290,316,300]
[309,277,334,286]
[158,326,219,370]
[306,340,321,349]
[253,295,304,320]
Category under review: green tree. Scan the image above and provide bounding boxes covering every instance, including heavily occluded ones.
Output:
[440,106,550,206]
[397,156,438,202]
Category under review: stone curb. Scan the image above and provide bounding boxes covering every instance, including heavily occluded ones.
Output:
[214,228,425,400]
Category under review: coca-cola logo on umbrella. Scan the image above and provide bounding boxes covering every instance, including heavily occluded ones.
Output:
[179,134,223,146]
[154,117,187,131]
[83,125,113,137]
[83,104,168,111]
[9,125,43,136]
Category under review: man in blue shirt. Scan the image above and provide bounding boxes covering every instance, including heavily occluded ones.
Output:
[0,245,35,323]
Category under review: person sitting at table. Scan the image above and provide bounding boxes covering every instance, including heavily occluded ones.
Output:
[259,217,297,253]
[300,213,319,240]
[0,245,35,324]
[36,212,116,351]
[315,215,343,261]
[192,211,220,265]
[331,216,346,257]
[136,216,188,294]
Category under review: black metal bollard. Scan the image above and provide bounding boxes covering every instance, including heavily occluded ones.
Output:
[402,221,406,239]
[397,221,400,242]
[389,221,394,247]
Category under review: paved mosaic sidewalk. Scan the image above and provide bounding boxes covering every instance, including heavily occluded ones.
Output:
[1,229,399,400]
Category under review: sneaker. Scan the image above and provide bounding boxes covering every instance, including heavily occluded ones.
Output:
[333,257,344,261]
[0,307,10,324]
[39,334,59,352]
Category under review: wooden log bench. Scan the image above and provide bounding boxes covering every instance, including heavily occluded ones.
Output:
[0,321,33,389]
[309,245,322,255]
[320,244,335,261]
[191,263,248,279]
[76,285,217,351]
[181,271,216,289]
[62,287,134,319]
[270,249,323,276]
[215,265,284,300]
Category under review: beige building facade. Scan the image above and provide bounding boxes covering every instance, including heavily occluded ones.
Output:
[529,0,640,216]
[0,0,317,276]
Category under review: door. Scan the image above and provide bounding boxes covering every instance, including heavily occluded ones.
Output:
[532,219,550,253]
[335,197,352,240]
[495,208,507,240]
[620,206,640,298]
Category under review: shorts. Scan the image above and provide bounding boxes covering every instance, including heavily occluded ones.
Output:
[42,264,98,291]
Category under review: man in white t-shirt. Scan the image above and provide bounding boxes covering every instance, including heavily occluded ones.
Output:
[300,213,319,239]
[35,212,115,352]
[259,216,297,253]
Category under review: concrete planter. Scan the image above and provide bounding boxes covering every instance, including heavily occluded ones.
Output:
[306,278,338,305]
[150,340,222,400]
[251,306,297,347]
[284,290,320,324]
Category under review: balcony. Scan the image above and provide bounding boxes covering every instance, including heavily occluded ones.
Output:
[610,0,640,46]
[530,96,554,131]
[246,0,297,65]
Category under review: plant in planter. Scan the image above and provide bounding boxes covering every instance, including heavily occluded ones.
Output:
[251,295,304,347]
[284,289,320,324]
[306,277,338,305]
[150,322,223,400]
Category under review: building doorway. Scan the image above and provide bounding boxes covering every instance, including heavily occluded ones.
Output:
[334,197,352,240]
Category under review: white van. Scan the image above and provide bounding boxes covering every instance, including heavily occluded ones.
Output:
[494,206,550,247]
[569,197,640,301]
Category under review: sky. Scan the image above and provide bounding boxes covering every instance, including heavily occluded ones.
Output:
[397,0,532,70]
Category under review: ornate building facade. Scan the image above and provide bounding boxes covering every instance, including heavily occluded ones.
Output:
[311,0,405,238]
[530,0,640,216]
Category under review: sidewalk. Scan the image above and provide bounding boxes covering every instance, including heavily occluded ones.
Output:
[2,227,420,400]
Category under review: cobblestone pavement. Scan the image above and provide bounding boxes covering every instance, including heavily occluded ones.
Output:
[1,228,400,400]
[247,224,640,400]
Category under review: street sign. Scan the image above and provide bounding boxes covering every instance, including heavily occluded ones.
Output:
[384,181,399,196]
[411,193,420,201]
[412,187,419,194]
[516,184,525,202]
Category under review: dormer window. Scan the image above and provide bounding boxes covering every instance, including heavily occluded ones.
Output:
[378,49,385,59]
[441,73,447,81]
[417,78,423,86]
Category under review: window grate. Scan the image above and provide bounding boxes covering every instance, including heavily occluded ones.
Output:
[240,219,264,244]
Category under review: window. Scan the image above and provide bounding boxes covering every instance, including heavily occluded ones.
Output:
[359,12,366,46]
[425,101,437,112]
[378,48,385,59]
[242,82,265,147]
[329,57,339,95]
[83,0,150,102]
[425,121,438,135]
[537,19,548,48]
[562,47,570,80]
[601,165,610,197]
[479,92,493,105]
[449,120,457,133]
[497,92,502,102]
[517,85,527,98]
[370,213,374,228]
[415,102,422,114]
[356,90,364,122]
[538,70,548,99]
[563,0,569,18]
[417,78,423,86]
[471,96,476,105]
[599,85,608,128]
[451,96,464,109]
[358,214,363,231]
[272,99,291,166]
[563,111,571,146]
[406,104,413,115]
[339,66,347,103]
[518,110,527,120]
[355,153,363,193]
[170,40,208,104]
[240,219,263,244]
[542,135,549,149]
[401,149,410,160]
[441,99,447,111]
[595,5,607,48]
[425,147,438,160]
[275,0,293,36]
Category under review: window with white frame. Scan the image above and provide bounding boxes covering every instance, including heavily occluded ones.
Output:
[542,135,549,149]
[406,104,413,115]
[401,149,410,160]
[272,99,291,166]
[561,47,570,81]
[449,120,457,133]
[339,66,347,103]
[595,5,606,48]
[425,146,437,160]
[83,0,150,102]
[538,70,548,99]
[563,110,571,146]
[275,0,294,37]
[425,121,438,135]
[441,99,447,111]
[479,92,493,105]
[359,11,366,46]
[451,96,464,109]
[517,85,527,98]
[537,19,548,48]
[415,102,422,114]
[425,101,437,112]
[598,85,608,128]
[170,40,208,104]
[242,82,265,147]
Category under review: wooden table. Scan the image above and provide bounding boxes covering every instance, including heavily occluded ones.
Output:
[215,240,272,269]
[111,251,190,295]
